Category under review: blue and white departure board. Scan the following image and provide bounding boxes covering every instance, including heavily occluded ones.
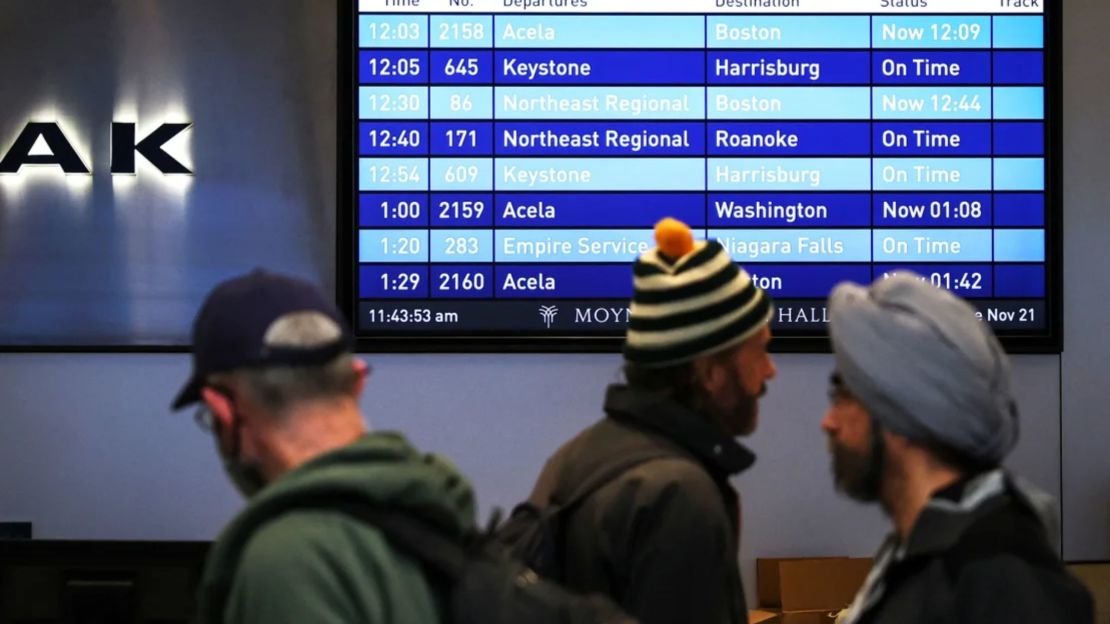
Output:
[345,0,1059,350]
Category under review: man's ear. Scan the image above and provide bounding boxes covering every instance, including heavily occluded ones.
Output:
[691,355,724,393]
[200,386,235,431]
[351,358,371,398]
[881,426,913,457]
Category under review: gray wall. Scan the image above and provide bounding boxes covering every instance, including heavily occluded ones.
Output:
[365,352,1064,595]
[0,352,1064,597]
[0,0,1106,612]
[1060,0,1110,561]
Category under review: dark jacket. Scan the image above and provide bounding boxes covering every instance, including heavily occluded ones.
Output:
[843,470,1093,624]
[196,432,476,624]
[528,384,755,624]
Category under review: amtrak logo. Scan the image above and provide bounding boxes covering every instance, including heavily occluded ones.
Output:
[0,121,192,175]
[538,305,558,329]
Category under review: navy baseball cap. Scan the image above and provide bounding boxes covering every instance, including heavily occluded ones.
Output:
[171,268,353,410]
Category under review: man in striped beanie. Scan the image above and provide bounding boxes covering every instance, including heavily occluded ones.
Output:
[521,218,777,624]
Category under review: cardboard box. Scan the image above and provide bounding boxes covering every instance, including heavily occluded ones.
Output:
[1068,563,1110,624]
[757,557,872,622]
[748,609,780,623]
[749,608,842,624]
[779,611,841,624]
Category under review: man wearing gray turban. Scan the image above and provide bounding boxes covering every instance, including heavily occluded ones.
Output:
[823,272,1092,624]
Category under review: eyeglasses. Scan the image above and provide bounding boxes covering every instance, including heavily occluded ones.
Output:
[192,384,234,433]
[194,403,216,433]
[827,372,854,405]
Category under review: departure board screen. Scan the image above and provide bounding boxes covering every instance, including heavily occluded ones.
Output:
[343,0,1060,351]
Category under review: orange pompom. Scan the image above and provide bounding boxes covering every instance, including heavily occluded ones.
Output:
[654,217,696,261]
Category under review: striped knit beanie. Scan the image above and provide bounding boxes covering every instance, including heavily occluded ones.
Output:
[623,218,774,367]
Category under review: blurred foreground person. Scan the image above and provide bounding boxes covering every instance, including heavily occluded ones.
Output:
[824,272,1092,624]
[172,269,475,624]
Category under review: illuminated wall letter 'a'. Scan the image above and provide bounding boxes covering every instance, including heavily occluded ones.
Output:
[0,122,90,174]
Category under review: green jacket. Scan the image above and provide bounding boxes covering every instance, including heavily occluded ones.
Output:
[196,432,477,624]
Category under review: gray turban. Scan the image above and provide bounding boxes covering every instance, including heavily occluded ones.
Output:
[828,272,1018,465]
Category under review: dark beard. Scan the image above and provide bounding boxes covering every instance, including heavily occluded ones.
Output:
[698,381,763,437]
[830,422,885,502]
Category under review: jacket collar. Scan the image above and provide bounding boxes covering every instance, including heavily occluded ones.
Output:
[900,469,1010,558]
[839,469,1013,624]
[603,384,755,477]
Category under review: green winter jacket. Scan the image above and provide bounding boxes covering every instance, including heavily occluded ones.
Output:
[195,432,477,624]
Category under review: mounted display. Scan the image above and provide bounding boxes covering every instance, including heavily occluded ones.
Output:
[341,0,1061,351]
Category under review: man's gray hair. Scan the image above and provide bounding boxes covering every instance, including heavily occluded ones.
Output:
[263,310,343,348]
[226,311,358,418]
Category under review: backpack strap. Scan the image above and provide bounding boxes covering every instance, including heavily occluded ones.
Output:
[553,450,677,513]
[295,494,472,582]
[202,488,470,623]
[324,503,643,624]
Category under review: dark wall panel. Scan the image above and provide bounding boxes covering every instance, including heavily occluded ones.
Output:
[0,0,336,346]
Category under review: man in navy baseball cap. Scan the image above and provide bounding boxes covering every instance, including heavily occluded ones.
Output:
[173,268,479,624]
[171,268,353,410]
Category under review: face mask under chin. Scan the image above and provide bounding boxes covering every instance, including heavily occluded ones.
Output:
[214,417,269,499]
[222,455,269,499]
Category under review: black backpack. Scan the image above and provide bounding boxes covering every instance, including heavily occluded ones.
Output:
[495,450,670,582]
[205,489,637,624]
[328,499,637,624]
